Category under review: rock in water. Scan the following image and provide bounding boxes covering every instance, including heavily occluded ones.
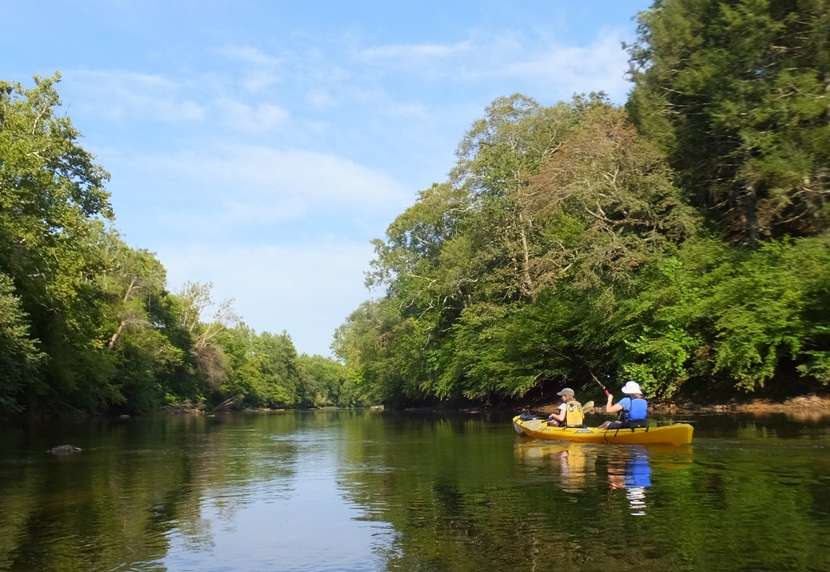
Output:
[47,444,82,454]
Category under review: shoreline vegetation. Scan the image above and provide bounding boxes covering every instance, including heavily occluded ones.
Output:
[3,1,830,417]
[6,392,830,421]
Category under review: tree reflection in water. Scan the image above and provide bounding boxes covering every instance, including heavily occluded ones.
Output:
[2,412,828,572]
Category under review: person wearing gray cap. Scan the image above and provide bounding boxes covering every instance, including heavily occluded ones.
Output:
[547,388,584,427]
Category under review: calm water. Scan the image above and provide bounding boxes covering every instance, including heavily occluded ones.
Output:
[1,411,829,572]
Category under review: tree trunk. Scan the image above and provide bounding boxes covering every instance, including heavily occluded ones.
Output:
[108,320,126,349]
[518,212,534,294]
[745,184,759,249]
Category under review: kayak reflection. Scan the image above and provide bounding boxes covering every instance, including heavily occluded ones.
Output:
[516,441,651,510]
[551,443,599,493]
[514,440,696,517]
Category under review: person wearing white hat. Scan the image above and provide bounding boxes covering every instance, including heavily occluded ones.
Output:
[597,380,648,430]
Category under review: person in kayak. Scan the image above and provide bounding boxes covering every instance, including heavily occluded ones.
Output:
[547,388,585,427]
[597,381,647,429]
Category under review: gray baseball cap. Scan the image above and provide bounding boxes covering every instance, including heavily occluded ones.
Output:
[556,388,575,397]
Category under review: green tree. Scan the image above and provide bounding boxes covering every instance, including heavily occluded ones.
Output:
[0,74,119,410]
[520,104,697,292]
[97,233,185,411]
[295,353,369,407]
[606,234,830,395]
[175,281,240,393]
[216,324,301,408]
[349,95,698,404]
[628,0,830,244]
[0,273,44,410]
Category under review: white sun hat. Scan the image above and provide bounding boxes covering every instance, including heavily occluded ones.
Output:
[621,381,642,394]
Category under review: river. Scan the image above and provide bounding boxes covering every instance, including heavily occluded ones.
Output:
[0,410,828,571]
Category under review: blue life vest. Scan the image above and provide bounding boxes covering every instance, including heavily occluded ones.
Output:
[619,397,648,427]
[625,451,652,488]
[628,398,647,421]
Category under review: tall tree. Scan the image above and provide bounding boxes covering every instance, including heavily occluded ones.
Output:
[0,74,117,409]
[0,273,44,410]
[175,281,240,392]
[628,0,830,245]
[520,104,697,292]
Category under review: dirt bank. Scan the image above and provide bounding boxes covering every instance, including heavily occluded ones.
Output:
[656,394,830,418]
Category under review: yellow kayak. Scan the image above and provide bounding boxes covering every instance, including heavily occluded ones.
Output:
[512,415,693,446]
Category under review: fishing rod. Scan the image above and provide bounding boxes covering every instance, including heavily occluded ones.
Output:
[588,370,611,397]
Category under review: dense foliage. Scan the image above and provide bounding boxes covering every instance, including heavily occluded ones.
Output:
[0,75,358,414]
[335,0,830,405]
[4,0,830,412]
[627,0,830,245]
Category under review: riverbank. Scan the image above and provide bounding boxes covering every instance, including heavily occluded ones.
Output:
[530,393,830,419]
[655,394,830,418]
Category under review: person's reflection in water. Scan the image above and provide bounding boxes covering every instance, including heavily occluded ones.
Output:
[624,447,651,515]
[513,442,596,492]
[551,444,596,493]
[608,446,651,515]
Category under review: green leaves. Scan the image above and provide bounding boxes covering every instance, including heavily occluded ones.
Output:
[0,273,44,410]
[610,235,830,395]
[521,104,697,293]
[343,69,830,404]
[628,0,830,243]
[341,95,700,404]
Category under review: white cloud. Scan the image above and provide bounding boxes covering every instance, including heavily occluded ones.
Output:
[306,89,334,108]
[141,145,409,223]
[158,241,376,356]
[353,40,475,80]
[222,100,289,132]
[64,70,205,122]
[218,45,282,92]
[358,41,472,62]
[349,29,631,100]
[500,32,630,99]
[219,45,281,67]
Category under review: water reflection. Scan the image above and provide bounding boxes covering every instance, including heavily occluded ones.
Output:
[0,413,385,572]
[0,412,829,572]
[607,446,651,515]
[514,441,598,492]
[515,440,655,514]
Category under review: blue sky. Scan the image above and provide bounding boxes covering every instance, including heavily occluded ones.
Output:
[3,0,652,356]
